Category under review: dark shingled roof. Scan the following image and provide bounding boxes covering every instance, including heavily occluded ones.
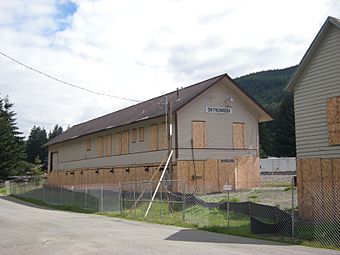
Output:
[45,73,271,146]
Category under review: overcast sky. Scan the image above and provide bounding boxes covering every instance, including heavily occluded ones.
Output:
[0,0,339,138]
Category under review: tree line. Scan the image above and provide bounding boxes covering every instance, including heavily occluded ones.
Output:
[0,96,63,180]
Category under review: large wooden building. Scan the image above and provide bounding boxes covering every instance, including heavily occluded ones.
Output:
[287,16,340,219]
[46,73,272,192]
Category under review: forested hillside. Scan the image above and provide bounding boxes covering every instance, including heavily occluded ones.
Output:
[235,66,297,110]
[234,66,297,157]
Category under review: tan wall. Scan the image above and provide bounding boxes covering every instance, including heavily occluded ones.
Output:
[48,156,261,193]
[297,158,340,221]
[177,79,260,161]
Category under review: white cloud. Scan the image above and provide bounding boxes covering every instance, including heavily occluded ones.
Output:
[0,0,339,137]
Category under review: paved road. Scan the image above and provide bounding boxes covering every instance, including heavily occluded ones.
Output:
[0,196,338,255]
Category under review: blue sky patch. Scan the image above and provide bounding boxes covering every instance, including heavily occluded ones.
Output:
[54,1,78,31]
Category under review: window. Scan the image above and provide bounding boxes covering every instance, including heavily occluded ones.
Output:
[97,136,104,157]
[327,96,340,145]
[131,129,137,143]
[114,132,122,155]
[86,138,91,151]
[105,135,112,156]
[192,121,207,148]
[233,122,245,149]
[122,130,129,154]
[138,127,144,142]
[150,124,159,150]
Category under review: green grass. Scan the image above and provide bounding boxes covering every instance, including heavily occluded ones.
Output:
[11,195,95,214]
[0,187,7,195]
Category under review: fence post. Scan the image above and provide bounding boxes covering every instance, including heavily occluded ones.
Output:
[100,183,104,212]
[291,176,295,238]
[182,182,185,222]
[227,190,230,228]
[60,184,63,202]
[42,185,45,201]
[84,184,87,209]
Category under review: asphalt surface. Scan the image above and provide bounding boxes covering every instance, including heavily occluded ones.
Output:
[0,196,339,255]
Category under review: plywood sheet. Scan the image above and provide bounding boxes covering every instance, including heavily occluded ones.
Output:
[233,123,245,149]
[97,136,103,157]
[122,130,129,154]
[150,124,159,151]
[327,96,340,145]
[114,132,122,155]
[131,129,137,143]
[105,135,112,157]
[138,127,144,142]
[192,121,207,148]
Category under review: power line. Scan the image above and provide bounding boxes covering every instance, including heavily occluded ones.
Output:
[0,50,142,103]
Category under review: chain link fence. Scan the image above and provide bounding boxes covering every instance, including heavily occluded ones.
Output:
[5,177,340,249]
[6,179,121,212]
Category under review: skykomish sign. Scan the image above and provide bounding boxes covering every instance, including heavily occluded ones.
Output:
[205,106,232,114]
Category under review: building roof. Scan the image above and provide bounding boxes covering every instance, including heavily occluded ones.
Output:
[46,73,272,146]
[286,16,340,92]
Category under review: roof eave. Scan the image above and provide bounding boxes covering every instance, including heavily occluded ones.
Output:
[286,16,340,92]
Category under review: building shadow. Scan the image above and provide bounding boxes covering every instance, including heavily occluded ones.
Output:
[165,229,292,246]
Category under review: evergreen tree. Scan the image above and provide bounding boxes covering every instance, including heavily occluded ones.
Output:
[26,126,48,164]
[272,93,296,157]
[48,124,63,140]
[0,96,26,179]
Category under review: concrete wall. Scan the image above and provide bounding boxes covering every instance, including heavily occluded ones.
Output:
[260,157,296,173]
[293,25,340,158]
[176,78,259,161]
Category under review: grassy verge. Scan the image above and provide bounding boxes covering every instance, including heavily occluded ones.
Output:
[10,195,95,214]
[0,187,7,195]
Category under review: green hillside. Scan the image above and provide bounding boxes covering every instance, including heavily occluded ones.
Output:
[234,66,297,111]
[234,66,298,157]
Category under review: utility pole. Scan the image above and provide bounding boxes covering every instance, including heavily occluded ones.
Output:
[168,100,173,180]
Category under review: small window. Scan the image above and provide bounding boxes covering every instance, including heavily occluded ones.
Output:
[131,129,137,143]
[86,138,91,151]
[138,127,144,142]
[327,96,340,145]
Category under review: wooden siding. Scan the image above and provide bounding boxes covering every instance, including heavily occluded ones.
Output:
[294,26,340,158]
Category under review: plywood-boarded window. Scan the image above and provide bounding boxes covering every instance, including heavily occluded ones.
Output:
[105,135,112,156]
[327,96,340,145]
[114,132,122,155]
[97,136,104,157]
[122,130,129,154]
[160,122,168,150]
[86,138,91,151]
[138,127,144,142]
[131,129,137,143]
[233,123,245,149]
[150,124,159,151]
[192,121,207,148]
